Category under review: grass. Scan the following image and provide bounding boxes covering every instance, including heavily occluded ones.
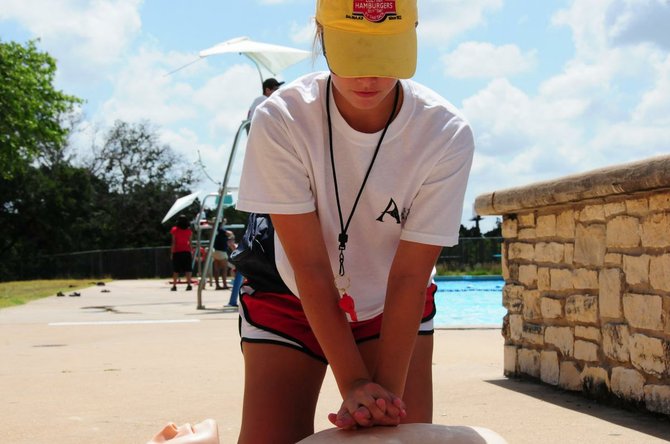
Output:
[0,279,110,309]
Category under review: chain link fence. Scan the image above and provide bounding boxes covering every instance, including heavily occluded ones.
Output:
[11,237,502,281]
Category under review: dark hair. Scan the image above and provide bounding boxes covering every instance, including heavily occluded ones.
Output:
[176,215,190,230]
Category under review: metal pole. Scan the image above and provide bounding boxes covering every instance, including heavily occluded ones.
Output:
[197,119,251,309]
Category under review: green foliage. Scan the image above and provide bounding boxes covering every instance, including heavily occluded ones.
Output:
[0,39,81,179]
[86,120,197,248]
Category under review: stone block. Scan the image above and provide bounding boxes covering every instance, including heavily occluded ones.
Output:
[650,255,670,292]
[575,326,601,342]
[559,361,582,391]
[573,269,598,290]
[626,197,649,217]
[604,253,622,266]
[541,297,563,319]
[574,224,606,267]
[602,323,630,362]
[504,345,518,376]
[606,216,640,248]
[502,285,523,314]
[623,293,663,330]
[550,268,573,291]
[540,350,560,385]
[518,228,536,240]
[522,290,541,320]
[519,265,538,288]
[641,212,670,248]
[629,334,667,377]
[574,340,599,362]
[502,217,518,238]
[581,366,611,397]
[564,243,574,265]
[623,255,650,286]
[518,348,541,378]
[536,214,557,238]
[579,204,606,222]
[502,249,509,281]
[644,385,670,415]
[649,194,670,211]
[556,210,576,239]
[522,323,544,345]
[518,212,535,228]
[545,326,574,357]
[604,201,626,217]
[537,267,551,291]
[508,242,534,261]
[509,314,523,341]
[611,367,645,402]
[535,242,564,264]
[599,268,623,319]
[566,294,599,324]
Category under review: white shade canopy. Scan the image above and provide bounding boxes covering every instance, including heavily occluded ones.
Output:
[161,191,202,224]
[199,36,311,77]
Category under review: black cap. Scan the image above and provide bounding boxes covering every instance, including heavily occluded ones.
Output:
[262,78,284,91]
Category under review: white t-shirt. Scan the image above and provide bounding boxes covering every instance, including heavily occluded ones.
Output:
[236,72,474,320]
[247,95,267,120]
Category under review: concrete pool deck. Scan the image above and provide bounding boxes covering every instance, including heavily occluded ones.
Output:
[1,279,668,443]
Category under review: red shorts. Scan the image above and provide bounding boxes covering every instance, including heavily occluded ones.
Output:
[238,283,437,364]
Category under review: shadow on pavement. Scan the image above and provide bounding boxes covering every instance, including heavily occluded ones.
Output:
[486,378,670,442]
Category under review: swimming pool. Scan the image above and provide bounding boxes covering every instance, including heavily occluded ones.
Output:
[433,276,505,327]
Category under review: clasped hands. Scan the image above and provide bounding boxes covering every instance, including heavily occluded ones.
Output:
[328,379,406,430]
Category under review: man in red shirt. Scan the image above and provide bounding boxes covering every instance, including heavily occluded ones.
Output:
[170,214,193,291]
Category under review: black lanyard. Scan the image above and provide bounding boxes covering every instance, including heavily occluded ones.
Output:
[326,76,400,278]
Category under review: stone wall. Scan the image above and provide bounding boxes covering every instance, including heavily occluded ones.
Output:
[474,155,670,416]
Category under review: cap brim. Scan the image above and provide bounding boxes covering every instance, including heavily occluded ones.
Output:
[323,26,416,79]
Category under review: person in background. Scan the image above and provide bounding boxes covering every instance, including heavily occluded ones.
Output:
[234,0,475,442]
[212,220,235,290]
[170,214,193,291]
[247,77,284,123]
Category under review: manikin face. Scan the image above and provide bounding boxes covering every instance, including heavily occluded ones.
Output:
[330,73,398,111]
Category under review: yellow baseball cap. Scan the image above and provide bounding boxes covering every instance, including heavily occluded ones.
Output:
[316,0,418,79]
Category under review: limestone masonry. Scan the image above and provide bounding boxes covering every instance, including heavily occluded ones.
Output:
[475,154,670,416]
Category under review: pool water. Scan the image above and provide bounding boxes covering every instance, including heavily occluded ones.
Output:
[433,277,505,327]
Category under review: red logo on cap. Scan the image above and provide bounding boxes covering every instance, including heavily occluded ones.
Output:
[352,1,397,23]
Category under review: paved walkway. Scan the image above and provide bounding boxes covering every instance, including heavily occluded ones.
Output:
[1,280,668,443]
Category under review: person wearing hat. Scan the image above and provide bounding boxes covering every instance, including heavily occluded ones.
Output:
[247,77,285,122]
[235,1,475,442]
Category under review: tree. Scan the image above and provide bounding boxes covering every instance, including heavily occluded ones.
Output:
[87,120,198,248]
[0,39,81,179]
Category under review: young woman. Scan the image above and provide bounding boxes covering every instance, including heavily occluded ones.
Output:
[170,214,193,291]
[235,1,474,442]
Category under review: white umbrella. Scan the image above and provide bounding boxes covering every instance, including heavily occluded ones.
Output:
[199,36,310,81]
[161,191,202,224]
[167,36,311,84]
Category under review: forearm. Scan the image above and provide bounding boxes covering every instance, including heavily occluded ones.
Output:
[374,276,426,395]
[271,212,371,397]
[293,265,371,397]
[374,240,441,396]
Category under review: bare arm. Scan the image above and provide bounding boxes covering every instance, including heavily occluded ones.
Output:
[271,212,371,391]
[375,240,442,396]
[271,212,403,427]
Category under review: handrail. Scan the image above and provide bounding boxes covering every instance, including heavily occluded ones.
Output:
[197,119,251,308]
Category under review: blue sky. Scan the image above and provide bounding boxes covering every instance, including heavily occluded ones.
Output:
[1,0,669,232]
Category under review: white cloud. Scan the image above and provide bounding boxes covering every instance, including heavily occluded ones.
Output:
[606,0,670,50]
[418,0,503,47]
[442,42,537,79]
[464,1,670,220]
[92,41,262,191]
[0,0,142,77]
